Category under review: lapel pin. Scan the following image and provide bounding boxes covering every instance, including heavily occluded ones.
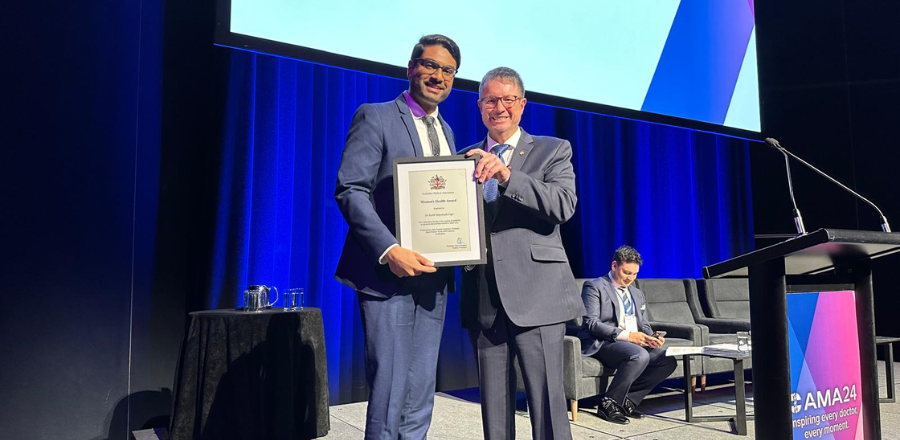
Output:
[519,151,525,155]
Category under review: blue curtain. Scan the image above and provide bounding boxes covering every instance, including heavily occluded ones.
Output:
[205,51,754,404]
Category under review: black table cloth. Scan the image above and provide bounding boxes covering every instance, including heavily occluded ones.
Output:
[169,308,329,440]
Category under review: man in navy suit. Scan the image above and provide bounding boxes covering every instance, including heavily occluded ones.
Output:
[577,246,677,425]
[460,67,586,440]
[334,34,461,440]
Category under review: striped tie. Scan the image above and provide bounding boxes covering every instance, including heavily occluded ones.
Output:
[483,144,510,202]
[621,287,634,315]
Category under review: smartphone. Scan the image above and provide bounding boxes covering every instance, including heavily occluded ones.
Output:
[652,331,667,338]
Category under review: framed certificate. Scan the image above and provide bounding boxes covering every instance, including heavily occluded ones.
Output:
[393,156,487,266]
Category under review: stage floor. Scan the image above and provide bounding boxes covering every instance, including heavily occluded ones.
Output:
[322,361,900,439]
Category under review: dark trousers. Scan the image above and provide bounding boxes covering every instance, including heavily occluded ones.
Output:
[469,310,573,440]
[357,288,447,440]
[593,341,677,405]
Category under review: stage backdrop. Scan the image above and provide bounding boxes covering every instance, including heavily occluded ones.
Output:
[204,50,755,404]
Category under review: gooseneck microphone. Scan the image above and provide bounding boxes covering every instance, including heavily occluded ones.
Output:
[770,141,807,235]
[764,138,892,233]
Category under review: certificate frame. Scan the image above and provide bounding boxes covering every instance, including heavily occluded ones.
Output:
[393,155,486,267]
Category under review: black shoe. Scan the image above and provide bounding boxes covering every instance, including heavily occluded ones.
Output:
[622,397,645,419]
[597,397,630,425]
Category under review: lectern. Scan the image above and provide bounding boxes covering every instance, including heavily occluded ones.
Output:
[703,229,900,439]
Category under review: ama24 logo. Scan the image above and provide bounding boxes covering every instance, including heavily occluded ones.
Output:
[792,385,858,414]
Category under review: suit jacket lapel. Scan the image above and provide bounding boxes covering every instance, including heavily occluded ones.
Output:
[602,277,620,324]
[632,288,647,328]
[395,95,423,157]
[486,128,530,224]
[508,129,533,171]
[438,113,456,154]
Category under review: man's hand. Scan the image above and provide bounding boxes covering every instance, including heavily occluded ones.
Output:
[628,332,663,349]
[466,149,511,184]
[385,246,437,278]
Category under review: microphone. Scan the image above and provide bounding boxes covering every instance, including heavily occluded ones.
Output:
[764,138,891,233]
[764,138,807,234]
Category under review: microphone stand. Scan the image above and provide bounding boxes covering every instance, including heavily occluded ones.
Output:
[777,147,807,234]
[765,138,892,233]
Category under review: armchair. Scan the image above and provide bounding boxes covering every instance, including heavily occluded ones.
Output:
[636,278,748,390]
[517,278,691,421]
[695,278,751,320]
[516,279,614,422]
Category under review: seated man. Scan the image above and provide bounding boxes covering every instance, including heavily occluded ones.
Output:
[576,245,677,425]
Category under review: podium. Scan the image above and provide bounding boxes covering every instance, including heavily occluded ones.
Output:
[703,229,900,439]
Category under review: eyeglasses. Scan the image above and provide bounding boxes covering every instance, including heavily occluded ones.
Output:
[479,95,522,110]
[413,58,458,78]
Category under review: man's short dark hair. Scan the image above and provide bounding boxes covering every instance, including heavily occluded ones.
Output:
[612,245,643,266]
[478,66,525,97]
[410,34,461,69]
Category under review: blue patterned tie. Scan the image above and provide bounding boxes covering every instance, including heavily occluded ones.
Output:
[483,144,510,202]
[621,287,634,315]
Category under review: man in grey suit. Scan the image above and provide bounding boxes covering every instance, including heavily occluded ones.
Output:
[334,35,461,440]
[577,245,677,425]
[460,67,586,440]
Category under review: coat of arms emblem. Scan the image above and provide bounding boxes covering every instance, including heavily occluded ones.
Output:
[429,174,446,190]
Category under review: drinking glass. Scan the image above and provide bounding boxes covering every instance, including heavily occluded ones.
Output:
[737,331,751,355]
[284,288,304,310]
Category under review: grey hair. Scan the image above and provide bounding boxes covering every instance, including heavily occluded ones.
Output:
[612,245,643,266]
[478,66,525,97]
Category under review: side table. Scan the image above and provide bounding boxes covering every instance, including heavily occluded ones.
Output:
[169,308,330,439]
[680,351,753,436]
[876,336,900,403]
